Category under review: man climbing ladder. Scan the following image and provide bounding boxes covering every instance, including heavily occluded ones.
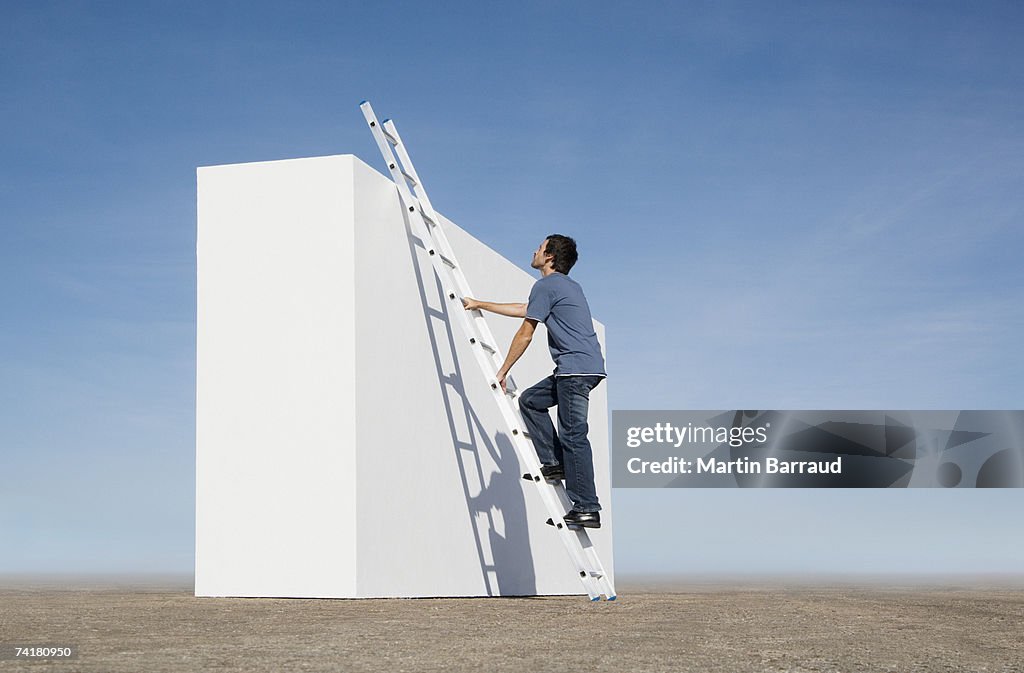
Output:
[362,100,614,599]
[462,234,607,529]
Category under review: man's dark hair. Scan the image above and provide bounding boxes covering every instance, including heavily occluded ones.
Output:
[544,234,578,274]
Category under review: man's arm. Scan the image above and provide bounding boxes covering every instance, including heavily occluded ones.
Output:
[495,318,537,392]
[462,297,527,318]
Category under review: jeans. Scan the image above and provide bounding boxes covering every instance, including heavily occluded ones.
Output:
[518,374,604,513]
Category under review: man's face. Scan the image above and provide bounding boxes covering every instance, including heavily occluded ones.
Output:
[531,238,552,270]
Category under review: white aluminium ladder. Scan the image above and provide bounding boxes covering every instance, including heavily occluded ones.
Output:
[359,101,616,602]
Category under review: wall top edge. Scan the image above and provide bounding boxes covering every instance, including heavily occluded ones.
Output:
[196,154,373,172]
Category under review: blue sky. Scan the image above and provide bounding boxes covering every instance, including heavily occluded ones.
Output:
[2,1,1023,576]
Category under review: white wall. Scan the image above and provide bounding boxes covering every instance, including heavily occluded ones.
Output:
[196,154,612,598]
[196,156,358,597]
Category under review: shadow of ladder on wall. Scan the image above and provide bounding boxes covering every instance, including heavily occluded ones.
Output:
[359,101,616,602]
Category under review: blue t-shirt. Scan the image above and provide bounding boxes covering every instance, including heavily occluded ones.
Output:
[525,273,607,377]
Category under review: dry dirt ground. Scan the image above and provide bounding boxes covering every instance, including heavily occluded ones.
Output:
[1,575,1021,673]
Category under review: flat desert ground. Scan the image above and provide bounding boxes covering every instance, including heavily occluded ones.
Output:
[1,575,1021,672]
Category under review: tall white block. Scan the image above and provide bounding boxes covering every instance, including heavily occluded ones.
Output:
[195,154,613,598]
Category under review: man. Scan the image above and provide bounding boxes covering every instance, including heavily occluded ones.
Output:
[462,235,606,529]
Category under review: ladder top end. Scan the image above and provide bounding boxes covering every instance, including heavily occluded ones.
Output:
[359,100,368,105]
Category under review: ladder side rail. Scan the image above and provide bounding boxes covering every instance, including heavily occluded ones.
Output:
[382,121,526,395]
[360,102,612,599]
[362,105,553,483]
[382,120,443,235]
[378,137,608,601]
[361,105,541,450]
[364,103,524,413]
[579,534,616,597]
[360,106,529,426]
[365,113,500,372]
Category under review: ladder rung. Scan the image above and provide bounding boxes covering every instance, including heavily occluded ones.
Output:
[469,337,496,353]
[420,209,437,226]
[401,169,418,187]
[382,124,400,146]
[425,248,456,269]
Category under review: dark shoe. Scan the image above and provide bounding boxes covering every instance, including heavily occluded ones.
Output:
[540,464,565,481]
[563,509,601,529]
